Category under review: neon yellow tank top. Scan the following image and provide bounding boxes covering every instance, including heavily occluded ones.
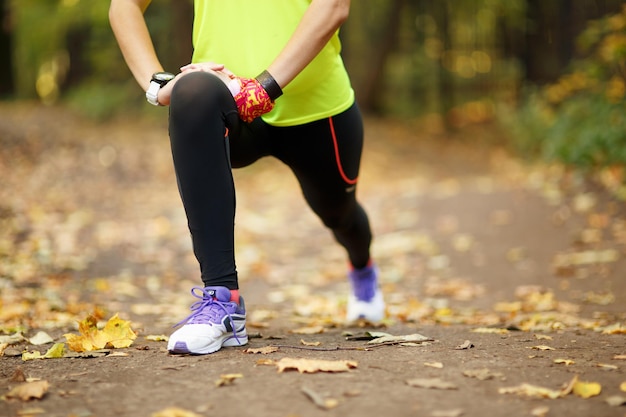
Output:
[192,0,355,126]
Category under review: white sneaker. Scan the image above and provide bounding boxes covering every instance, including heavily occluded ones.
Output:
[167,286,248,354]
[346,264,386,322]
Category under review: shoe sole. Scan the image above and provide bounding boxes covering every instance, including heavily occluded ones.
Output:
[168,333,248,355]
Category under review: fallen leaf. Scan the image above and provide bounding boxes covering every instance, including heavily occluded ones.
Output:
[300,339,321,347]
[471,328,509,334]
[255,359,276,366]
[276,357,357,373]
[107,351,130,357]
[28,331,54,346]
[64,314,137,352]
[244,346,279,354]
[21,343,65,361]
[290,325,324,335]
[367,333,433,345]
[455,340,474,350]
[499,376,577,399]
[621,381,626,392]
[597,363,618,370]
[5,380,50,401]
[151,407,204,417]
[529,345,555,351]
[614,354,626,360]
[301,386,338,410]
[554,359,575,366]
[215,373,243,387]
[406,378,458,390]
[573,380,602,398]
[462,368,504,381]
[606,395,626,407]
[531,406,550,417]
[145,335,169,342]
[424,362,444,369]
[534,334,553,340]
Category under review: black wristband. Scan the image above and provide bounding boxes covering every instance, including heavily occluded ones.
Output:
[255,70,283,101]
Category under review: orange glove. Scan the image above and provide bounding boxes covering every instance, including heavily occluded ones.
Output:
[232,77,275,123]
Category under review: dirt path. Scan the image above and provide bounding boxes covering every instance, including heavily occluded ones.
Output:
[1,103,625,417]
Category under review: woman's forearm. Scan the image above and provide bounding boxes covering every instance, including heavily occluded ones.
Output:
[109,0,163,91]
[267,0,350,88]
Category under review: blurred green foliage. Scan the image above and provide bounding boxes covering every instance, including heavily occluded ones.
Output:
[4,0,626,171]
[506,5,626,169]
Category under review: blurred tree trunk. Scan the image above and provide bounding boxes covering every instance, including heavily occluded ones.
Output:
[0,0,13,96]
[358,0,404,114]
[168,0,193,68]
[435,0,454,129]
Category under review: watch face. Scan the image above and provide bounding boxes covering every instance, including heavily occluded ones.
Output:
[152,72,176,84]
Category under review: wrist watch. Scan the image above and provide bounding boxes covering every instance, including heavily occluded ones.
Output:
[146,72,175,106]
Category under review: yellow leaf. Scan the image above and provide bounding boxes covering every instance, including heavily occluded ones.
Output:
[300,339,321,347]
[5,380,50,401]
[64,314,136,352]
[102,314,137,348]
[215,373,243,387]
[554,359,575,366]
[424,362,444,369]
[529,345,555,351]
[276,357,357,373]
[145,335,169,342]
[21,351,43,361]
[573,380,602,398]
[244,346,279,354]
[290,325,324,335]
[499,376,577,399]
[471,327,509,334]
[151,407,203,417]
[43,343,65,358]
[620,381,626,392]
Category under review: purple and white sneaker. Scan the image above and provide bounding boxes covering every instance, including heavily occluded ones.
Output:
[167,286,248,354]
[346,265,385,323]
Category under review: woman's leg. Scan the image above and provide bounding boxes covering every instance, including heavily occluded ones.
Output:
[168,71,242,289]
[270,103,372,267]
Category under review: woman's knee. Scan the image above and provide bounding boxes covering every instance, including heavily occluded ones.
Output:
[171,71,229,110]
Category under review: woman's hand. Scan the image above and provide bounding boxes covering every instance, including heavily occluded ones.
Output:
[157,62,235,106]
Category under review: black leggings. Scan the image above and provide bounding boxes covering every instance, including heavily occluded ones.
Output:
[168,71,372,289]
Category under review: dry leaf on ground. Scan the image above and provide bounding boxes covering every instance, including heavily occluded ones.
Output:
[151,407,204,417]
[572,380,601,398]
[462,368,504,381]
[5,380,50,401]
[606,395,626,407]
[64,314,136,352]
[529,345,555,351]
[244,346,279,354]
[424,362,444,369]
[22,343,65,361]
[366,333,433,345]
[276,357,357,373]
[499,376,577,399]
[455,340,474,350]
[554,359,575,366]
[471,327,509,334]
[406,378,458,390]
[215,373,243,387]
[290,326,325,335]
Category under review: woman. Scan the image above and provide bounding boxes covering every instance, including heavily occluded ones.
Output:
[109,0,384,355]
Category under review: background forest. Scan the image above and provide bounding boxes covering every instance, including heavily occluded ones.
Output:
[1,0,626,172]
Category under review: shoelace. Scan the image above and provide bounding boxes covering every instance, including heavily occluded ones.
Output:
[175,287,241,344]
